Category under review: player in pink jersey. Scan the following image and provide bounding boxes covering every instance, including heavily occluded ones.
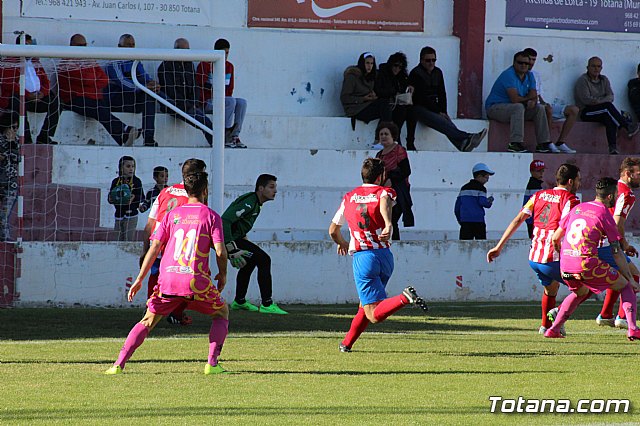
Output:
[487,164,580,334]
[141,158,207,325]
[546,177,640,341]
[329,158,428,353]
[596,157,640,328]
[105,170,231,375]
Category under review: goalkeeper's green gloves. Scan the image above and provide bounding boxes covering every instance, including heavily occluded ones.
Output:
[225,241,253,269]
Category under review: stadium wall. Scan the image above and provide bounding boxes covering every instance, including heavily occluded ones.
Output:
[16,238,584,306]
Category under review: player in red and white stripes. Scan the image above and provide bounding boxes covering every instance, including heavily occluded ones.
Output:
[329,158,428,353]
[596,157,640,328]
[487,164,581,334]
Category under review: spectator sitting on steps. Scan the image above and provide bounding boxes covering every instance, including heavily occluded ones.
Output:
[574,56,639,155]
[485,50,553,154]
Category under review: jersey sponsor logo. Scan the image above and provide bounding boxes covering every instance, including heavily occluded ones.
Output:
[165,265,194,274]
[349,193,378,204]
[236,208,245,217]
[538,193,561,203]
[166,186,187,196]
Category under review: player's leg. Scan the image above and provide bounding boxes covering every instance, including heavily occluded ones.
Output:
[529,261,561,331]
[545,283,591,338]
[106,301,169,374]
[340,305,370,352]
[596,246,619,326]
[236,239,287,314]
[359,248,425,324]
[230,239,259,310]
[615,261,639,326]
[205,303,230,374]
[608,276,640,340]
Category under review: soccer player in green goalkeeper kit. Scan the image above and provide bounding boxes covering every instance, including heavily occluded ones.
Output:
[222,174,288,314]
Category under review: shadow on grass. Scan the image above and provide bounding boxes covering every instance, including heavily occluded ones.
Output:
[0,302,607,341]
[0,405,489,422]
[0,304,535,341]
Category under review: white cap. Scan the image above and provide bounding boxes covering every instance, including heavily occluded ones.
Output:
[472,163,495,175]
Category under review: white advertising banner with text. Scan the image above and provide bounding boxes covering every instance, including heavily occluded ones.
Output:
[21,0,212,25]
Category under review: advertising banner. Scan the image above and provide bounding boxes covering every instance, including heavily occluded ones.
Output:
[21,0,212,25]
[506,0,640,34]
[248,0,424,32]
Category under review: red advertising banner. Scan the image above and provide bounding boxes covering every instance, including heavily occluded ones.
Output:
[248,0,424,32]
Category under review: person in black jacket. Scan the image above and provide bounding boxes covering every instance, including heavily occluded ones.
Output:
[108,155,144,241]
[375,122,414,240]
[409,46,486,152]
[157,38,213,146]
[374,52,416,149]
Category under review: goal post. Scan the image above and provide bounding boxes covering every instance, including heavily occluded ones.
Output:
[0,42,226,226]
[0,43,226,307]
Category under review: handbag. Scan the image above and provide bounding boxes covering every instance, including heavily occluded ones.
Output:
[391,91,413,109]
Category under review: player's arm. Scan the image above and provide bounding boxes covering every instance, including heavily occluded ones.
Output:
[129,239,163,301]
[329,222,349,256]
[379,194,393,242]
[487,211,530,262]
[552,227,566,253]
[611,240,638,290]
[614,214,637,257]
[213,241,227,291]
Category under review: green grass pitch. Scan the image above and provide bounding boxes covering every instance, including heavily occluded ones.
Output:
[0,302,638,425]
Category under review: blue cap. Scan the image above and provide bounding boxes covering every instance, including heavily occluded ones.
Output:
[472,163,495,175]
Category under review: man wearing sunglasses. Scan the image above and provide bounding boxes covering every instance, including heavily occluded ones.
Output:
[408,46,487,152]
[485,51,553,153]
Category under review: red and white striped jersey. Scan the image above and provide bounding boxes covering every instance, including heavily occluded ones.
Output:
[521,187,579,263]
[149,183,188,233]
[600,179,635,247]
[611,179,635,219]
[332,184,396,254]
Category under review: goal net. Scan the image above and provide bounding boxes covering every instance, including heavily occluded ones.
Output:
[0,42,225,306]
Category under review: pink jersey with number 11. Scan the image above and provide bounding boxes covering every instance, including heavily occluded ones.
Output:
[559,201,622,273]
[152,203,224,299]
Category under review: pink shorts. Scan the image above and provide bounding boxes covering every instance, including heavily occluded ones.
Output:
[562,259,620,294]
[147,286,225,316]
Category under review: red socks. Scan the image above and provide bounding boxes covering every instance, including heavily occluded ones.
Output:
[341,307,370,348]
[373,294,409,323]
[600,288,620,319]
[541,293,556,328]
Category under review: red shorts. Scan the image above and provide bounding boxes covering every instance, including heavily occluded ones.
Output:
[147,286,225,316]
[562,259,620,295]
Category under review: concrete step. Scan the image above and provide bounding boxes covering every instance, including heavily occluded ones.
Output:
[488,120,638,154]
[28,110,489,151]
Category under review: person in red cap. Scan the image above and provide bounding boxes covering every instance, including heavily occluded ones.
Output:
[524,160,546,238]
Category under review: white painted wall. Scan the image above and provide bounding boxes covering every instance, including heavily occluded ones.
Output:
[50,146,533,239]
[484,1,640,116]
[16,238,580,306]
